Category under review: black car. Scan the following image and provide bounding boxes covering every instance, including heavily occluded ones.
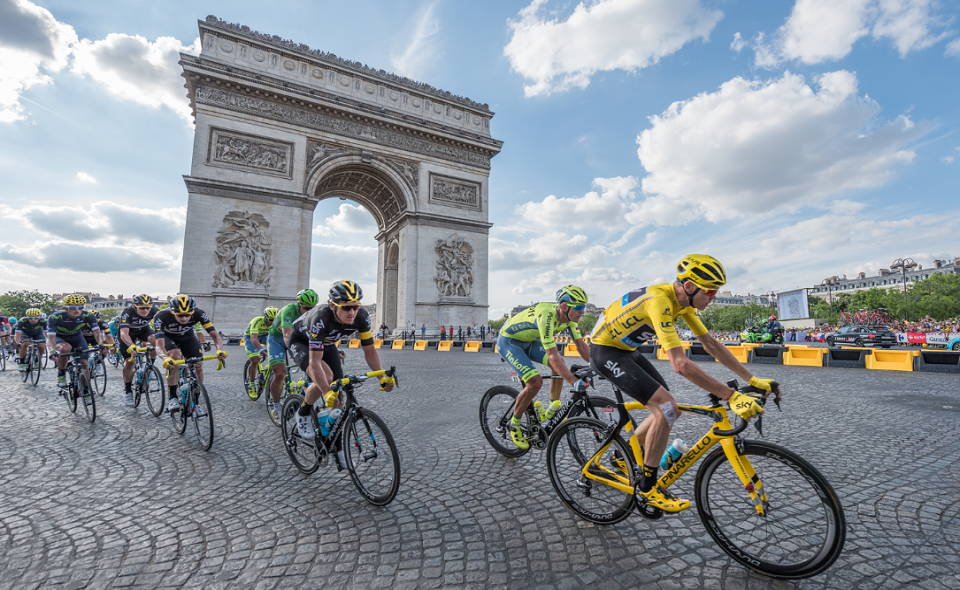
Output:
[826,325,896,348]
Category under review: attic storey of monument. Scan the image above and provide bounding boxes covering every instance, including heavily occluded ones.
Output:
[177,16,503,335]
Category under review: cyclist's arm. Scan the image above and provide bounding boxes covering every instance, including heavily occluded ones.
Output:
[573,337,590,363]
[665,346,735,400]
[698,332,754,383]
[307,348,333,394]
[282,326,294,347]
[206,328,225,355]
[544,347,577,385]
[251,333,262,348]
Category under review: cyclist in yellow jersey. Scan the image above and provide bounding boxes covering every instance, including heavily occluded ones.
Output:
[498,285,591,450]
[590,255,781,513]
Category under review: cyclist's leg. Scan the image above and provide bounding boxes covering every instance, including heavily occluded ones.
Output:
[266,334,288,403]
[177,334,204,382]
[244,336,260,381]
[497,335,544,418]
[120,332,140,386]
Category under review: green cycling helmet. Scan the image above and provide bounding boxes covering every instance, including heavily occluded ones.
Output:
[297,288,319,307]
[556,285,588,306]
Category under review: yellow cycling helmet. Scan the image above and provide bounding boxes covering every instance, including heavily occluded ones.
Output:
[133,294,152,306]
[25,308,42,317]
[263,306,279,321]
[677,254,726,289]
[329,280,362,304]
[171,295,196,314]
[63,294,87,306]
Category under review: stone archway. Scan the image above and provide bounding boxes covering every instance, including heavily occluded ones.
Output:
[177,16,502,335]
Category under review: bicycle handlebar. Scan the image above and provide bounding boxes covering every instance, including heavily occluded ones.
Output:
[167,352,228,371]
[330,366,398,391]
[711,380,780,437]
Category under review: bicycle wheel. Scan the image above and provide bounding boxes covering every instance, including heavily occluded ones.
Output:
[64,376,78,413]
[694,440,846,579]
[479,385,530,458]
[281,395,320,474]
[42,349,49,369]
[343,408,401,506]
[170,386,187,435]
[191,382,214,451]
[29,350,41,386]
[20,352,29,383]
[243,358,261,400]
[79,373,96,423]
[143,365,165,416]
[91,356,107,396]
[0,347,6,371]
[546,417,635,525]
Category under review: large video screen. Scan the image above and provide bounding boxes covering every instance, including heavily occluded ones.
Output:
[777,289,809,320]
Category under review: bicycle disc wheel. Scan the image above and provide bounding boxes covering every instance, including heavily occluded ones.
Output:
[694,441,846,579]
[243,358,261,400]
[343,408,401,506]
[281,395,319,474]
[79,373,96,423]
[191,383,214,451]
[479,385,530,458]
[91,357,107,396]
[143,366,165,417]
[546,417,635,525]
[29,351,41,386]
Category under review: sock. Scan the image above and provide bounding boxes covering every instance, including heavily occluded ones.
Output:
[124,382,133,393]
[58,369,66,377]
[640,464,658,493]
[168,385,177,399]
[511,415,522,427]
[18,357,25,364]
[298,402,312,417]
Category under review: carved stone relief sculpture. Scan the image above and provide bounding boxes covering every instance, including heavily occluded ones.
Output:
[429,174,480,211]
[208,128,293,178]
[213,211,273,289]
[435,234,473,298]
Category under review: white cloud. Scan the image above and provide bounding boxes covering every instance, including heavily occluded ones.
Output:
[75,171,97,184]
[633,70,924,225]
[504,0,723,97]
[755,0,949,67]
[491,231,617,272]
[730,32,746,52]
[0,241,175,272]
[390,1,441,80]
[0,201,185,244]
[516,176,637,230]
[310,243,378,302]
[0,0,77,123]
[313,203,377,238]
[947,37,960,56]
[71,33,200,123]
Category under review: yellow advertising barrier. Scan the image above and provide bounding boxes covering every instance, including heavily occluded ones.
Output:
[349,339,361,349]
[464,341,481,352]
[438,341,453,352]
[493,344,498,354]
[413,340,427,351]
[373,340,382,349]
[866,349,918,372]
[391,340,405,350]
[724,345,750,364]
[783,347,827,367]
[563,343,580,357]
[656,341,691,360]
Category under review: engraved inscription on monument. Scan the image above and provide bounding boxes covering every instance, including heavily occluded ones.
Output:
[435,234,473,299]
[429,174,480,211]
[213,211,273,290]
[207,128,293,178]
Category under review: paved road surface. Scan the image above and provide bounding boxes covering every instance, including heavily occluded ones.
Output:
[1,348,958,589]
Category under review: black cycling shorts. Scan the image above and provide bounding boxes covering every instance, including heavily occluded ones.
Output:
[54,332,88,353]
[161,333,202,360]
[590,343,669,405]
[120,328,154,360]
[290,342,344,381]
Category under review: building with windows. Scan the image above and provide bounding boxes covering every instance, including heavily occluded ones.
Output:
[712,292,776,307]
[809,258,960,299]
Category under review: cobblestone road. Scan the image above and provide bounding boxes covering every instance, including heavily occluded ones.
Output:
[1,348,958,590]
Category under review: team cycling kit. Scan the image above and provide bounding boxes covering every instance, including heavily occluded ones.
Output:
[590,283,709,405]
[16,318,47,342]
[498,302,582,383]
[288,306,374,381]
[153,308,215,360]
[47,310,100,352]
[118,305,158,359]
[244,316,271,358]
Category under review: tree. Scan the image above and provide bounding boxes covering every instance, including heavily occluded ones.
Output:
[578,314,598,335]
[698,303,773,332]
[99,308,122,322]
[489,313,509,331]
[0,290,59,319]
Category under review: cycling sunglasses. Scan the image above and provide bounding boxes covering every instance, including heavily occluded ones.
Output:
[334,302,361,312]
[135,305,152,310]
[174,313,193,319]
[65,305,84,310]
[566,304,586,311]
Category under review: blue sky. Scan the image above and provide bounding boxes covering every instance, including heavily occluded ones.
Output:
[1,0,958,317]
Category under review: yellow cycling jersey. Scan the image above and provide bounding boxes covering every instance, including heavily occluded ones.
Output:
[590,283,708,351]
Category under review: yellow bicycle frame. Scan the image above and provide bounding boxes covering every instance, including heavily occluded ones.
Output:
[579,400,769,516]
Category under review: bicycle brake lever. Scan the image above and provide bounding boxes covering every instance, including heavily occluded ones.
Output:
[753,414,764,437]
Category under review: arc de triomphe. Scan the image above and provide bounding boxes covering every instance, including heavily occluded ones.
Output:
[178,16,502,335]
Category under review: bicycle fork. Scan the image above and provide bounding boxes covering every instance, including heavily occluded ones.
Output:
[720,438,768,517]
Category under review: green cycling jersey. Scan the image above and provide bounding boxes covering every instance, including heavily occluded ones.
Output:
[244,316,270,337]
[500,302,581,350]
[268,303,302,338]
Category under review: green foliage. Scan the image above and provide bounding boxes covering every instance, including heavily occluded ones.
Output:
[578,313,598,334]
[0,290,59,319]
[489,313,509,331]
[98,308,122,322]
[698,303,777,332]
[808,274,960,322]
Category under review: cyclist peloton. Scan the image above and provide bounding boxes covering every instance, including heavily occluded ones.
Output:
[153,296,226,411]
[118,294,160,406]
[497,285,591,450]
[243,306,278,397]
[288,280,395,442]
[82,311,116,355]
[46,295,102,387]
[0,313,11,349]
[14,308,47,371]
[590,254,780,512]
[265,289,319,413]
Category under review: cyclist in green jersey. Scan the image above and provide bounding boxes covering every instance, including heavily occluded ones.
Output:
[498,285,591,450]
[244,306,278,395]
[265,289,319,408]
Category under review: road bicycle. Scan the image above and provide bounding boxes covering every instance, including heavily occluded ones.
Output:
[87,346,108,396]
[281,367,401,506]
[128,345,165,415]
[243,348,269,400]
[0,340,10,371]
[165,353,226,451]
[52,347,98,423]
[479,364,618,459]
[18,340,43,386]
[105,343,122,368]
[545,380,845,579]
[261,352,307,427]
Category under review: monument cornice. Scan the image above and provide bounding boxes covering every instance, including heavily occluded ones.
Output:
[181,57,501,159]
[377,211,493,239]
[198,16,492,114]
[183,176,319,210]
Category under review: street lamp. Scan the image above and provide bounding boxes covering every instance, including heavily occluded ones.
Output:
[889,258,918,322]
[820,278,836,315]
